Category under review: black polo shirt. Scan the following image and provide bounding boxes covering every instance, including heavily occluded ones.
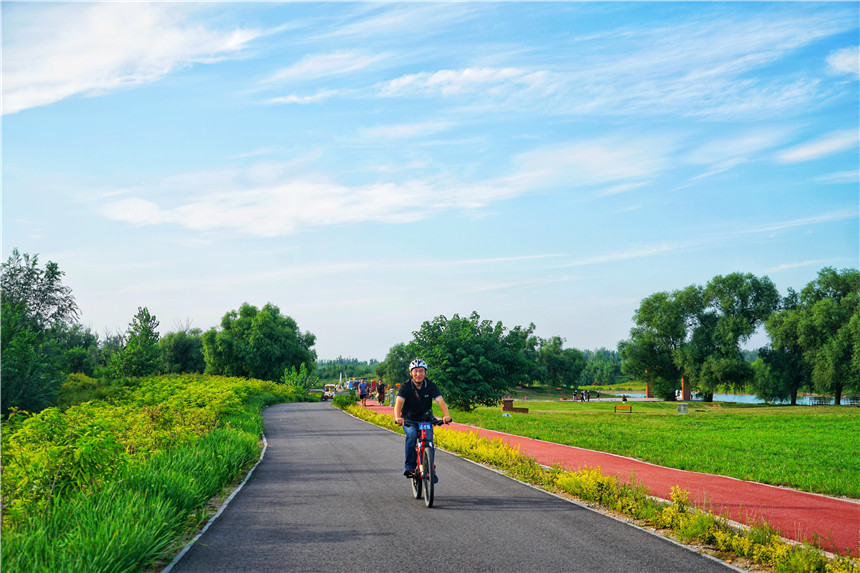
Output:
[398,379,441,421]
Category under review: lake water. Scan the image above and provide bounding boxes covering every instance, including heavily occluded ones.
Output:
[610,392,847,406]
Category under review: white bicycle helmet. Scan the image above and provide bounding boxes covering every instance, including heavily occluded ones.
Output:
[409,359,428,371]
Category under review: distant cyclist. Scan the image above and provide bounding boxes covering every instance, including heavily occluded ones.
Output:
[393,359,452,478]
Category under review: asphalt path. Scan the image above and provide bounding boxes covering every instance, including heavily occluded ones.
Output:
[167,402,735,573]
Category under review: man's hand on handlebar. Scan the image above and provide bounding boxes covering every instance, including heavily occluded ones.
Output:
[395,417,404,426]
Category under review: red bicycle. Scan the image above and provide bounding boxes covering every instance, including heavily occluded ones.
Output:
[403,417,448,507]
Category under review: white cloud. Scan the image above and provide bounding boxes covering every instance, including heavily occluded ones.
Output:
[2,3,260,115]
[763,259,837,274]
[504,139,667,191]
[827,46,860,78]
[263,52,386,84]
[265,89,341,105]
[379,67,549,97]
[776,130,860,163]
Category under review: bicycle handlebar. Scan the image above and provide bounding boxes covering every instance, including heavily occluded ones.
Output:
[401,417,450,427]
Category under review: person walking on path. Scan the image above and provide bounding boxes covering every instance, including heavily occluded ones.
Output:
[393,359,452,478]
[358,379,369,407]
[376,380,386,405]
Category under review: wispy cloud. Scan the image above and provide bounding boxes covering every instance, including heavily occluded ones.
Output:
[813,170,860,185]
[262,51,387,84]
[503,138,668,192]
[379,67,551,98]
[776,130,860,163]
[763,259,838,274]
[558,244,688,268]
[556,9,855,120]
[264,89,342,105]
[2,3,260,115]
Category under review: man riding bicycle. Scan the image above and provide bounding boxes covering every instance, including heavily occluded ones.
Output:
[393,359,452,479]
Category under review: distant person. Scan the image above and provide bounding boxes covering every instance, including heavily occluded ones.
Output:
[377,380,386,405]
[359,379,369,407]
[622,394,628,402]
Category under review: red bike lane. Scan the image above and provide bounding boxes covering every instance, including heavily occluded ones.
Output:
[366,400,859,556]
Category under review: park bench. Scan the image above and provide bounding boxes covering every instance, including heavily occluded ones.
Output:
[614,404,632,414]
[501,398,529,414]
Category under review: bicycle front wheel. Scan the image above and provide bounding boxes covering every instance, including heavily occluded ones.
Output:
[422,447,434,507]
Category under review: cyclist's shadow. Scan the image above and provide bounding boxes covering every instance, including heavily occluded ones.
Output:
[432,495,581,513]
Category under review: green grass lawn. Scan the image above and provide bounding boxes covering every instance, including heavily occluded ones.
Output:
[450,400,860,499]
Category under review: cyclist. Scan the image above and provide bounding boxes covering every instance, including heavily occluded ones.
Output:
[393,359,452,479]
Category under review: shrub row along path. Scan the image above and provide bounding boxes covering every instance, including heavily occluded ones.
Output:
[167,402,735,572]
[367,399,859,556]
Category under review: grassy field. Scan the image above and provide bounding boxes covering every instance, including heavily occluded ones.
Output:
[449,399,860,499]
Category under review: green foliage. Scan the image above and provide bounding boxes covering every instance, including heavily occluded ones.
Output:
[535,336,587,388]
[202,302,316,382]
[621,273,782,401]
[1,301,66,415]
[159,328,205,374]
[374,343,412,385]
[410,311,534,412]
[578,347,620,386]
[1,250,80,416]
[332,393,359,409]
[768,268,860,404]
[281,362,319,394]
[110,307,162,378]
[1,249,79,329]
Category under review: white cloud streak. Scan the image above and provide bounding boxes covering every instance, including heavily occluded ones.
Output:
[379,67,550,97]
[2,4,260,115]
[776,130,860,163]
[263,51,387,84]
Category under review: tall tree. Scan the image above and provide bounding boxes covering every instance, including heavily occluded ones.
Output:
[791,268,860,404]
[410,312,533,412]
[756,289,809,404]
[694,273,780,399]
[111,307,162,378]
[159,328,206,374]
[537,336,587,388]
[202,302,316,382]
[375,343,412,385]
[1,250,79,415]
[619,289,692,400]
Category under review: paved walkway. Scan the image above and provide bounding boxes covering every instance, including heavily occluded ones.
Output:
[365,399,859,556]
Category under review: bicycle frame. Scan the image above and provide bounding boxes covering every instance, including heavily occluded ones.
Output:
[404,418,444,507]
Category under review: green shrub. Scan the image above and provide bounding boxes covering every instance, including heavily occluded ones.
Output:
[333,393,358,409]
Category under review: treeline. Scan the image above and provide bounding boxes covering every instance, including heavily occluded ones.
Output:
[619,269,859,405]
[5,248,855,415]
[1,250,317,416]
[315,357,379,380]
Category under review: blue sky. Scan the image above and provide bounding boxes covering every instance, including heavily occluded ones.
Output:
[3,2,858,361]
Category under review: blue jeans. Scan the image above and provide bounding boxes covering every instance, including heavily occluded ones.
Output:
[403,422,433,471]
